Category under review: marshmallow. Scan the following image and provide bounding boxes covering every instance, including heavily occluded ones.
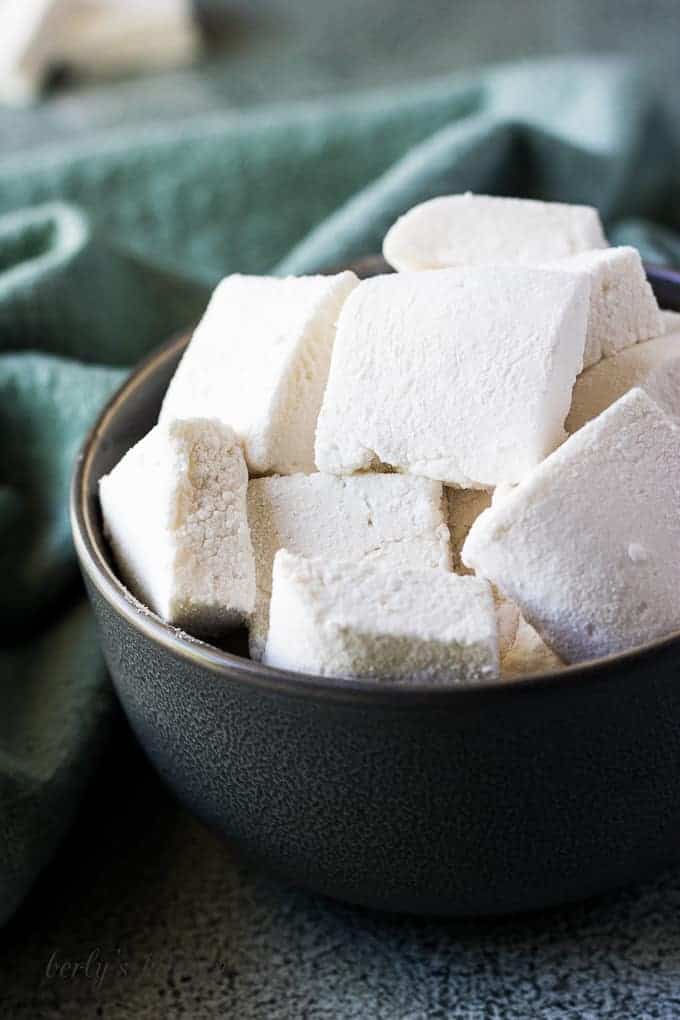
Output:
[0,0,200,105]
[463,388,680,662]
[383,193,607,272]
[263,550,499,683]
[662,310,680,333]
[160,271,358,475]
[99,419,255,634]
[247,472,451,658]
[315,266,589,487]
[490,483,518,507]
[502,617,564,679]
[0,0,69,104]
[542,247,662,369]
[567,320,680,434]
[57,1,200,78]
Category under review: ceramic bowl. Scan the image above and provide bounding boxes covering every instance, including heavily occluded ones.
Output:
[71,257,680,916]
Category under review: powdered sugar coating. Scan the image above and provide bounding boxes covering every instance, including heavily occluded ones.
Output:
[567,312,680,433]
[99,419,255,634]
[160,271,358,475]
[383,193,607,272]
[315,266,589,487]
[247,472,451,659]
[543,246,662,368]
[463,388,680,662]
[264,550,499,683]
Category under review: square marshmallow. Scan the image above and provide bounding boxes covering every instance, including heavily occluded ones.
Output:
[263,550,499,683]
[315,266,589,487]
[383,193,607,272]
[99,418,255,634]
[462,388,680,663]
[543,246,662,368]
[567,311,680,432]
[160,271,358,475]
[247,472,451,658]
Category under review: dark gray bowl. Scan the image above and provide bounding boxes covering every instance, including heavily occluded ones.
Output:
[71,258,680,916]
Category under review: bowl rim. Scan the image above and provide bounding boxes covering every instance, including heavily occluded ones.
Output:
[70,274,680,705]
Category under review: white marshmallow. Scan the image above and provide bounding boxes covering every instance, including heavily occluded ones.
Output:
[502,617,564,679]
[99,418,255,634]
[567,325,680,433]
[490,483,518,507]
[462,388,680,663]
[662,310,680,333]
[383,193,607,272]
[0,0,200,105]
[263,550,499,683]
[542,247,662,368]
[315,266,589,487]
[247,472,451,659]
[56,1,200,78]
[0,0,69,104]
[160,271,358,475]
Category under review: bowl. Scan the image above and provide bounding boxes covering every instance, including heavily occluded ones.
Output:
[71,257,680,916]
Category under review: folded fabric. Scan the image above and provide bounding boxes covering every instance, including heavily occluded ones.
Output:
[0,605,115,926]
[0,203,208,364]
[1,57,679,928]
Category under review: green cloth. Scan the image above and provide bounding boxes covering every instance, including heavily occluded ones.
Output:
[1,58,679,928]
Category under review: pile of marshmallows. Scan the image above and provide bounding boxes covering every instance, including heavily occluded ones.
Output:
[100,193,680,684]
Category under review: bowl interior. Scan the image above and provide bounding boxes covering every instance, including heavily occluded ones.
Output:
[73,256,680,691]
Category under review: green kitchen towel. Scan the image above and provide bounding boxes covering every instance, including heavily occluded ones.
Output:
[1,57,679,928]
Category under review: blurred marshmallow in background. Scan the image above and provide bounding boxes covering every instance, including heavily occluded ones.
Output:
[0,0,201,105]
[0,0,69,104]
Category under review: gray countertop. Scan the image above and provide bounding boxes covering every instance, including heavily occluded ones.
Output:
[2,721,680,1019]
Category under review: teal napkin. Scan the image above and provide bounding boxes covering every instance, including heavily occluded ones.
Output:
[1,58,679,928]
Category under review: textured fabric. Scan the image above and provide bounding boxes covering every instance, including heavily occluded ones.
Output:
[1,57,680,930]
